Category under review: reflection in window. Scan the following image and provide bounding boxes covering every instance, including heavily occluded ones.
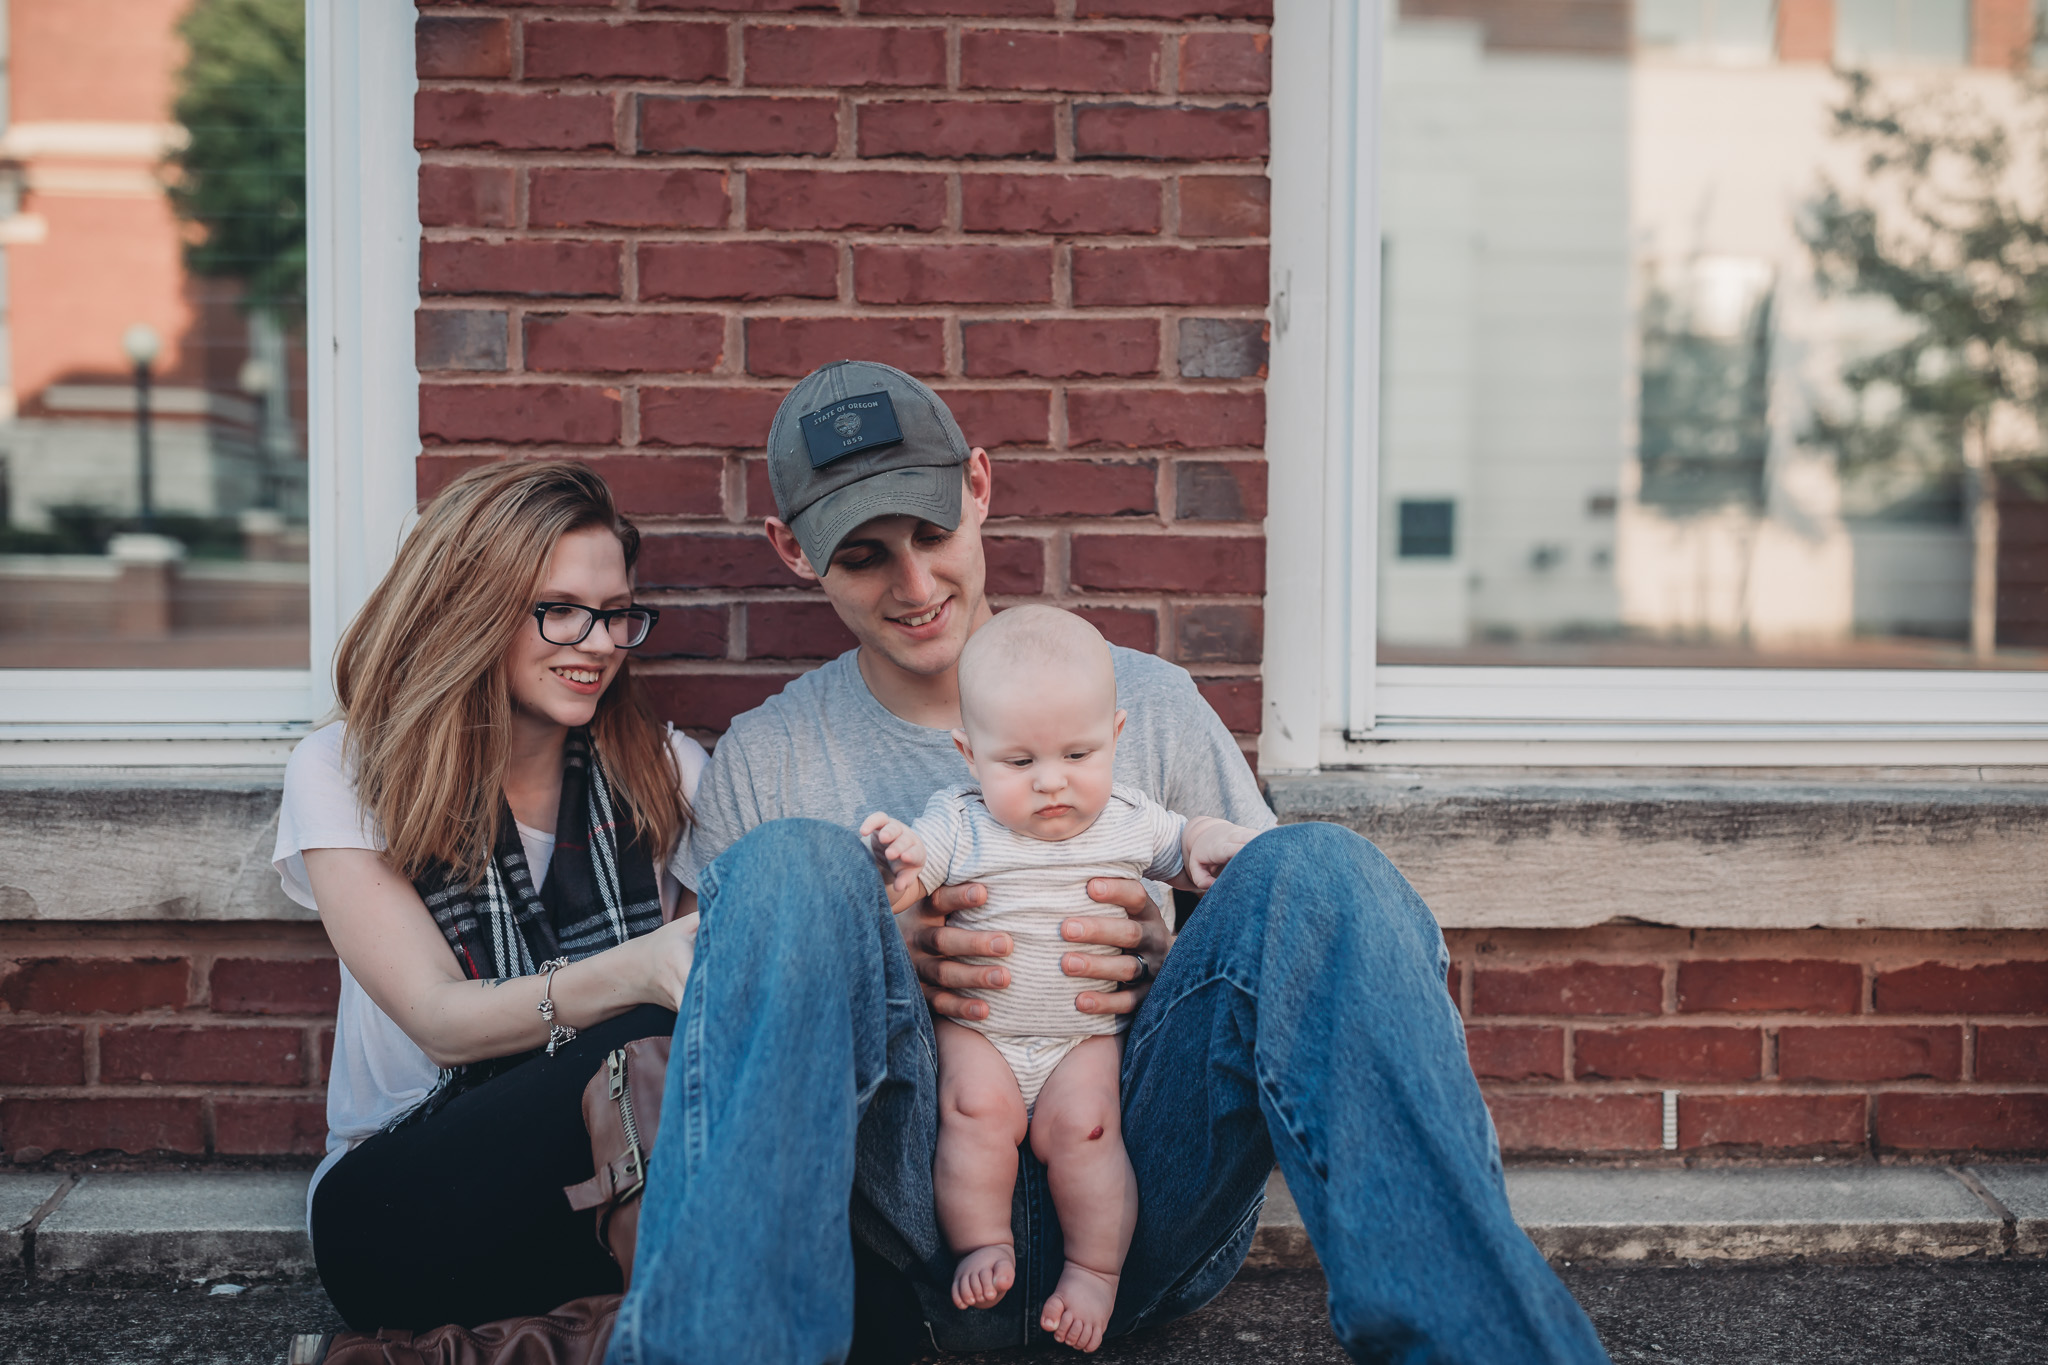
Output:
[1836,0,1970,65]
[1637,0,1778,61]
[1398,500,1457,558]
[0,0,308,669]
[1637,258,1774,511]
[1377,0,2044,667]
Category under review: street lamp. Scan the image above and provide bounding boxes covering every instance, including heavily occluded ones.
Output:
[121,323,161,528]
[239,356,277,510]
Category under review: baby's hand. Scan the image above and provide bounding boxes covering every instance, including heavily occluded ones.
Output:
[858,811,927,906]
[1182,817,1255,890]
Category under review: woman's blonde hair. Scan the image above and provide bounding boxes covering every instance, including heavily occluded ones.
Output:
[334,460,688,882]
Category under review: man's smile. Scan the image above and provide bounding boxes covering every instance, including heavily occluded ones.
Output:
[888,599,952,636]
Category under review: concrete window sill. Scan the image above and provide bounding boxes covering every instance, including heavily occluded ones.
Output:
[1266,770,2048,931]
[1,768,2043,930]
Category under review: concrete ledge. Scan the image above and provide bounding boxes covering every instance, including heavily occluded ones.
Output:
[4,1166,2044,1283]
[1978,1165,2048,1255]
[1267,771,2048,929]
[32,1172,314,1279]
[0,768,306,922]
[0,1173,67,1275]
[6,766,2046,929]
[1504,1167,2004,1263]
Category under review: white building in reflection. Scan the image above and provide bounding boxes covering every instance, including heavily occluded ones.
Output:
[1376,0,2017,660]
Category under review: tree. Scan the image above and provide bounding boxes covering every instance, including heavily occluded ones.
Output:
[1803,69,2048,658]
[165,0,306,322]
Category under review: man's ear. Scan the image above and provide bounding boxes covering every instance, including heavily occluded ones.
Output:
[762,517,820,583]
[952,729,975,768]
[963,448,993,525]
[1113,707,1127,742]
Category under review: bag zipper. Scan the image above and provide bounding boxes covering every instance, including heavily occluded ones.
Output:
[609,1048,646,1199]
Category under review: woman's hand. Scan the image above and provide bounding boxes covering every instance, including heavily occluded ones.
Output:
[629,910,699,1012]
[898,880,1010,1022]
[1063,877,1174,1016]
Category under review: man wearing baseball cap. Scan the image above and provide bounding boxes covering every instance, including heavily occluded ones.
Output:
[605,363,1609,1365]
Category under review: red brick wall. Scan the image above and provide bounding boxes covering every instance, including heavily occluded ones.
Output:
[1973,0,2034,69]
[0,924,336,1160]
[5,923,2044,1161]
[411,0,1273,753]
[1450,928,2048,1158]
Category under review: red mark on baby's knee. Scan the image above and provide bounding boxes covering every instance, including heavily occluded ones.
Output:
[1087,1125,1104,1140]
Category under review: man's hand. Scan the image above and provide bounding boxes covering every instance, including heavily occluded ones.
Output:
[1062,877,1174,1016]
[899,880,1010,1022]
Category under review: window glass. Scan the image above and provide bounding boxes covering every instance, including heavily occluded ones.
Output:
[1378,0,2045,668]
[1837,0,1970,65]
[0,0,307,668]
[1638,0,1777,61]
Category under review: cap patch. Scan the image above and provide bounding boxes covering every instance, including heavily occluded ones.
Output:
[801,391,904,468]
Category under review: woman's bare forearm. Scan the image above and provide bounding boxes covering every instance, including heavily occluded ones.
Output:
[405,933,688,1065]
[303,846,693,1068]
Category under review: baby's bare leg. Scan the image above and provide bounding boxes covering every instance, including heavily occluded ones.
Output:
[934,1020,1029,1311]
[1029,1035,1135,1353]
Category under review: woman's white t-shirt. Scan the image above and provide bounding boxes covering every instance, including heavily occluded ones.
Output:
[273,721,708,1209]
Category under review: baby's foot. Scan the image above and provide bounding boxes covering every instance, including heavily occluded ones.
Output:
[951,1244,1016,1310]
[1040,1262,1119,1353]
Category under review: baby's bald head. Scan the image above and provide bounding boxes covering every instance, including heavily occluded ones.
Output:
[957,605,1117,741]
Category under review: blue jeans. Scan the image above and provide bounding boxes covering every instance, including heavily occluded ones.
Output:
[605,819,1609,1365]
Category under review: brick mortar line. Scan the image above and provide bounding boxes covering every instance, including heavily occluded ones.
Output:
[1442,943,2048,961]
[421,8,1269,32]
[482,17,1272,36]
[419,157,1271,179]
[419,373,1269,388]
[0,1086,329,1098]
[2,1016,336,1026]
[428,373,1267,389]
[631,658,1264,675]
[1473,1081,2048,1094]
[1463,1014,2045,1025]
[419,80,1270,105]
[419,3,1267,23]
[421,167,1272,200]
[422,447,1271,460]
[429,301,1271,316]
[626,589,1266,604]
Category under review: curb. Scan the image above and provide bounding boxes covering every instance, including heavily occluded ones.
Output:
[4,1165,2043,1284]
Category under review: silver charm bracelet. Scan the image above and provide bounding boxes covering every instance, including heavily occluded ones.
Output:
[537,957,578,1056]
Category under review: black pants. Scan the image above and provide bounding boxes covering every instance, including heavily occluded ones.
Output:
[310,1004,929,1361]
[312,1006,675,1331]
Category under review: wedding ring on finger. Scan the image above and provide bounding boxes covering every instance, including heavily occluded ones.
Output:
[1126,951,1151,986]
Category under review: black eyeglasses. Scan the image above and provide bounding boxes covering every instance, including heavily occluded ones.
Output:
[533,602,660,649]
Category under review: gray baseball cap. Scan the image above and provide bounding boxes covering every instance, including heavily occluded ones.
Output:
[766,360,971,573]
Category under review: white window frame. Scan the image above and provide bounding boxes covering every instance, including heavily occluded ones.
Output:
[0,0,418,764]
[1261,0,2048,771]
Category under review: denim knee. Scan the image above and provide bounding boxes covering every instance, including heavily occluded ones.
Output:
[700,818,885,946]
[1216,821,1444,966]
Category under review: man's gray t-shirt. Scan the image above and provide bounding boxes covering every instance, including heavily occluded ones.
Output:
[677,647,1274,898]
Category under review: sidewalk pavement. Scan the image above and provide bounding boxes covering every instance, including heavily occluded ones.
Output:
[2,1165,2042,1285]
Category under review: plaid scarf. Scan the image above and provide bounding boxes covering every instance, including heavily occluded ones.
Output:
[394,729,663,1125]
[414,727,664,983]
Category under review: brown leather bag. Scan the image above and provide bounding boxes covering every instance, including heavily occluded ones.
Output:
[292,1295,618,1365]
[562,1035,670,1288]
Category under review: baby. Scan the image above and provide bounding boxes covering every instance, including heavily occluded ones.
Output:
[862,606,1260,1352]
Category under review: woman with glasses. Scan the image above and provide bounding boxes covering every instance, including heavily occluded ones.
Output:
[273,461,703,1331]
